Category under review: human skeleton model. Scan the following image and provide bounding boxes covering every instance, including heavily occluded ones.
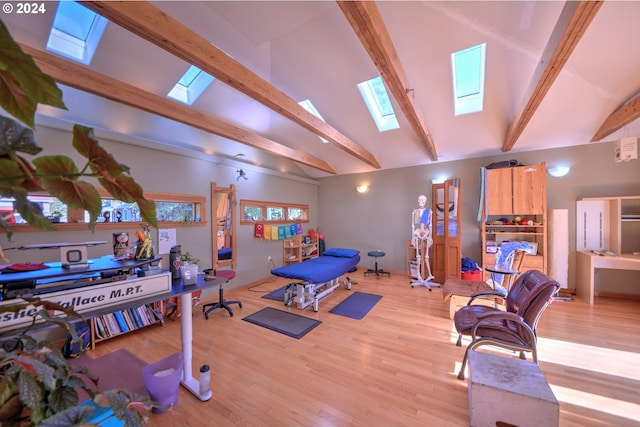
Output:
[410,195,439,290]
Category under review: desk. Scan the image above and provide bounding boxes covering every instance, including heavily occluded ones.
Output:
[0,259,232,402]
[575,251,640,304]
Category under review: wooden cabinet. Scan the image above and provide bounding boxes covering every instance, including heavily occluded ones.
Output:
[481,163,547,281]
[485,163,546,215]
[283,233,318,265]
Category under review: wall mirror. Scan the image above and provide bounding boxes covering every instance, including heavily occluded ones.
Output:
[211,183,236,270]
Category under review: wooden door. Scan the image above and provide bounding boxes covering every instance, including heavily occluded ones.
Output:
[512,163,546,214]
[432,178,462,284]
[485,168,513,214]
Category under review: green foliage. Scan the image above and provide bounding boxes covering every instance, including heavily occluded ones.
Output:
[0,298,159,426]
[0,20,157,238]
[181,251,199,265]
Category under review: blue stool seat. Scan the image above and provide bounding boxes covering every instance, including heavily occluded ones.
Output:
[364,251,390,278]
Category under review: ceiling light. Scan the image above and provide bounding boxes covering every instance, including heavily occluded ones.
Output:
[547,166,571,178]
[355,184,369,194]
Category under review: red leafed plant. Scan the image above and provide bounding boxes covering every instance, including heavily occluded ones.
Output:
[0,20,156,239]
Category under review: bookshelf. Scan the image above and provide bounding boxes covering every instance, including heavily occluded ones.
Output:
[283,233,318,265]
[89,302,164,348]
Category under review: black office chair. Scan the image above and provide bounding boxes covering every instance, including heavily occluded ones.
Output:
[202,269,241,319]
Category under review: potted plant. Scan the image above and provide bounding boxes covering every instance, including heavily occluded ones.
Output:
[0,21,160,425]
[179,251,199,286]
[0,298,160,426]
[0,20,157,239]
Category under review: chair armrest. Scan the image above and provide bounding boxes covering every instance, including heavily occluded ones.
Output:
[467,291,505,306]
[485,266,520,275]
[471,311,537,344]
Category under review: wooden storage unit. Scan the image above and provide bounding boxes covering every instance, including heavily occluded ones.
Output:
[90,302,164,349]
[283,233,318,265]
[481,163,547,281]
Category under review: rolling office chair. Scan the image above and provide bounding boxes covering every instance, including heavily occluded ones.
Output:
[202,269,241,319]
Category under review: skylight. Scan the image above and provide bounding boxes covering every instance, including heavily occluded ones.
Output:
[168,65,215,105]
[298,99,328,143]
[451,43,486,116]
[46,1,108,65]
[357,76,399,132]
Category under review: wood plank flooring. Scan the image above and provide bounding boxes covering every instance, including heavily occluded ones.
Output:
[87,271,640,427]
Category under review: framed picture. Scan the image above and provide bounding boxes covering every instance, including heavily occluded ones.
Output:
[304,236,311,244]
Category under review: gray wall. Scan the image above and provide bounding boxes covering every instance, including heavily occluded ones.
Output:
[2,124,639,296]
[0,125,319,293]
[318,141,640,294]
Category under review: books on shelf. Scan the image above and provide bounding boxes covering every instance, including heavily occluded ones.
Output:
[92,303,161,346]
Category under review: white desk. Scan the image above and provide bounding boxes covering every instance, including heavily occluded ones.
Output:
[575,251,640,304]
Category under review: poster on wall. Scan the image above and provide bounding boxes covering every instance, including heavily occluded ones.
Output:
[158,228,177,254]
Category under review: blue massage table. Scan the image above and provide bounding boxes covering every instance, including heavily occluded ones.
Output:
[270,248,360,311]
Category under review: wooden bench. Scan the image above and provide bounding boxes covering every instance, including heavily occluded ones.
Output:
[468,350,559,427]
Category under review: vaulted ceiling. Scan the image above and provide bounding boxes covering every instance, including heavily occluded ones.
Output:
[4,1,640,179]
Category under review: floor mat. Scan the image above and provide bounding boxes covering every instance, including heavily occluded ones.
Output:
[68,348,148,400]
[329,291,382,320]
[262,286,287,301]
[242,307,321,339]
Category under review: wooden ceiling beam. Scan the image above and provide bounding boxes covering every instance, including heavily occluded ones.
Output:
[338,1,438,161]
[591,93,640,141]
[22,44,336,175]
[79,1,380,170]
[503,1,602,151]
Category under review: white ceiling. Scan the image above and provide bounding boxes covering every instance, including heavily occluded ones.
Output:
[4,1,640,179]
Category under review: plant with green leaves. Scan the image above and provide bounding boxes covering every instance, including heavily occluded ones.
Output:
[0,298,161,426]
[181,251,199,265]
[0,20,156,239]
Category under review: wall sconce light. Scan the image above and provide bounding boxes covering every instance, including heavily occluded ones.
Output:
[355,184,369,194]
[431,177,447,185]
[547,165,571,178]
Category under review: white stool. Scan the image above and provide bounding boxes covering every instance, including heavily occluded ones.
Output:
[468,350,558,427]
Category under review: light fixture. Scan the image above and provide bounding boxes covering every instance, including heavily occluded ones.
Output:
[547,166,571,178]
[355,184,369,194]
[431,177,447,184]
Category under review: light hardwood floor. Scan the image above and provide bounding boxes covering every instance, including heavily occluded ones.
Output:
[88,271,640,427]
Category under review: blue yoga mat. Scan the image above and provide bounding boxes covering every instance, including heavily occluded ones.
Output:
[262,286,286,301]
[329,291,382,320]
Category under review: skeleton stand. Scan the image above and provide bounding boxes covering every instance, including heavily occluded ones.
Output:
[410,209,439,291]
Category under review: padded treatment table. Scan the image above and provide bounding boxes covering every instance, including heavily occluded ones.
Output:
[271,248,360,312]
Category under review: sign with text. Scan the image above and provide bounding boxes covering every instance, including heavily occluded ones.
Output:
[0,273,171,332]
